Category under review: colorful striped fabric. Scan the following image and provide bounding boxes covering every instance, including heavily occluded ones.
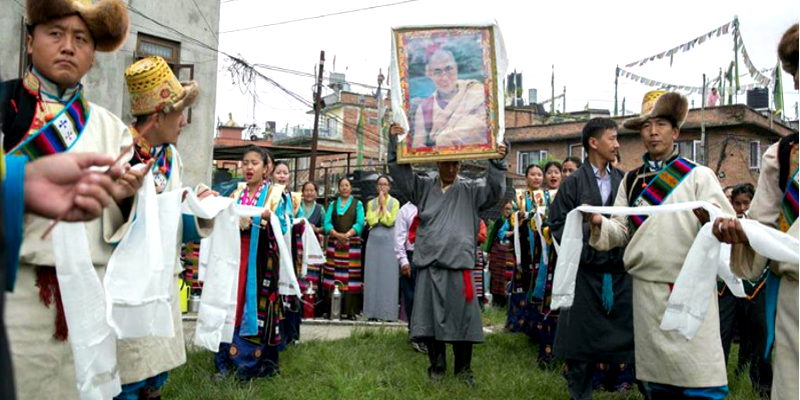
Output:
[779,168,798,233]
[323,237,363,293]
[10,93,90,161]
[630,157,697,230]
[473,247,486,299]
[489,241,515,296]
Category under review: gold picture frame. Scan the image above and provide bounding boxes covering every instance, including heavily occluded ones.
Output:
[392,25,504,163]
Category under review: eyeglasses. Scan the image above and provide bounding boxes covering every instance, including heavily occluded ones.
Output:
[431,65,456,77]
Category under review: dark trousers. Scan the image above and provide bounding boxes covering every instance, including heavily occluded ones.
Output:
[400,251,418,339]
[564,361,596,400]
[563,361,635,400]
[718,288,772,395]
[426,340,473,375]
[283,305,302,344]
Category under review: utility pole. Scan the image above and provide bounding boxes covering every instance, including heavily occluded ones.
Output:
[377,69,385,164]
[700,73,707,165]
[563,86,566,113]
[309,50,325,181]
[622,97,626,116]
[550,65,555,114]
[733,16,740,103]
[614,66,619,116]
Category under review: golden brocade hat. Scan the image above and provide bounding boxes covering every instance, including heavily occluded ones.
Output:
[622,90,689,131]
[125,56,200,116]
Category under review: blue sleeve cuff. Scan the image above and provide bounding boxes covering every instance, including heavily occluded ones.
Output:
[181,213,202,243]
[3,156,26,292]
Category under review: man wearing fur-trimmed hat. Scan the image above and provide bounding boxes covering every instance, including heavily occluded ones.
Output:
[115,56,216,400]
[0,0,148,399]
[587,90,735,399]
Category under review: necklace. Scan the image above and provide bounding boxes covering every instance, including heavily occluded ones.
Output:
[240,181,267,206]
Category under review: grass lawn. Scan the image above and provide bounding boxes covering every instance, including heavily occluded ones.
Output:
[164,309,763,400]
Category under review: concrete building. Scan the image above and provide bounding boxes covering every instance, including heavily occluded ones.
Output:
[1,0,221,187]
[506,105,797,188]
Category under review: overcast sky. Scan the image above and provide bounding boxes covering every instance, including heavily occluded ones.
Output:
[213,0,799,130]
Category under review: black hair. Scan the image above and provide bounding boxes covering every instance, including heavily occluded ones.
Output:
[581,117,618,152]
[302,181,318,192]
[543,160,562,174]
[525,163,544,176]
[133,113,152,128]
[273,160,289,170]
[337,177,351,187]
[242,145,271,165]
[562,156,582,169]
[376,174,392,186]
[732,183,755,199]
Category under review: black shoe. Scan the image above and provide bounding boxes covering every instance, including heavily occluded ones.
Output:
[428,368,445,384]
[456,370,477,387]
[213,371,228,381]
[412,342,428,354]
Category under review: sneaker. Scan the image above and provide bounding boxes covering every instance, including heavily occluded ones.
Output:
[412,342,428,354]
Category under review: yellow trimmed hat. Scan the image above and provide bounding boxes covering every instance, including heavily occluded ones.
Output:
[622,90,689,131]
[125,56,200,116]
[26,0,129,52]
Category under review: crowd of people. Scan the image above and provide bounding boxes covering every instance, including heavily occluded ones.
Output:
[0,0,797,399]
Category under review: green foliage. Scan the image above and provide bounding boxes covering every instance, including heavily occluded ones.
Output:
[538,154,561,168]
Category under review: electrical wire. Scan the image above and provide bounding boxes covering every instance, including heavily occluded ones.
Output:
[190,0,219,43]
[219,0,419,34]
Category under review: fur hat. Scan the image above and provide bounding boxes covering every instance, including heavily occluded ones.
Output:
[125,57,200,116]
[622,90,689,131]
[26,0,129,52]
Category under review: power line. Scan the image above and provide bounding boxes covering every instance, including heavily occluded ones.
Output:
[219,0,419,34]
[190,0,219,43]
[127,5,387,149]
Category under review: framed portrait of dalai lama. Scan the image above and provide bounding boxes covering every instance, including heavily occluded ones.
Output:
[390,22,508,163]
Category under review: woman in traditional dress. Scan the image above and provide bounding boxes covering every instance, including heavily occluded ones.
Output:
[508,164,544,334]
[486,200,515,308]
[215,146,287,380]
[271,161,303,345]
[363,175,401,321]
[296,181,326,317]
[531,160,562,367]
[321,177,366,319]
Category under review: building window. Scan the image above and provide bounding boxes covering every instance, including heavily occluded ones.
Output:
[517,150,548,174]
[568,143,585,159]
[675,140,703,162]
[750,140,761,169]
[135,33,181,65]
